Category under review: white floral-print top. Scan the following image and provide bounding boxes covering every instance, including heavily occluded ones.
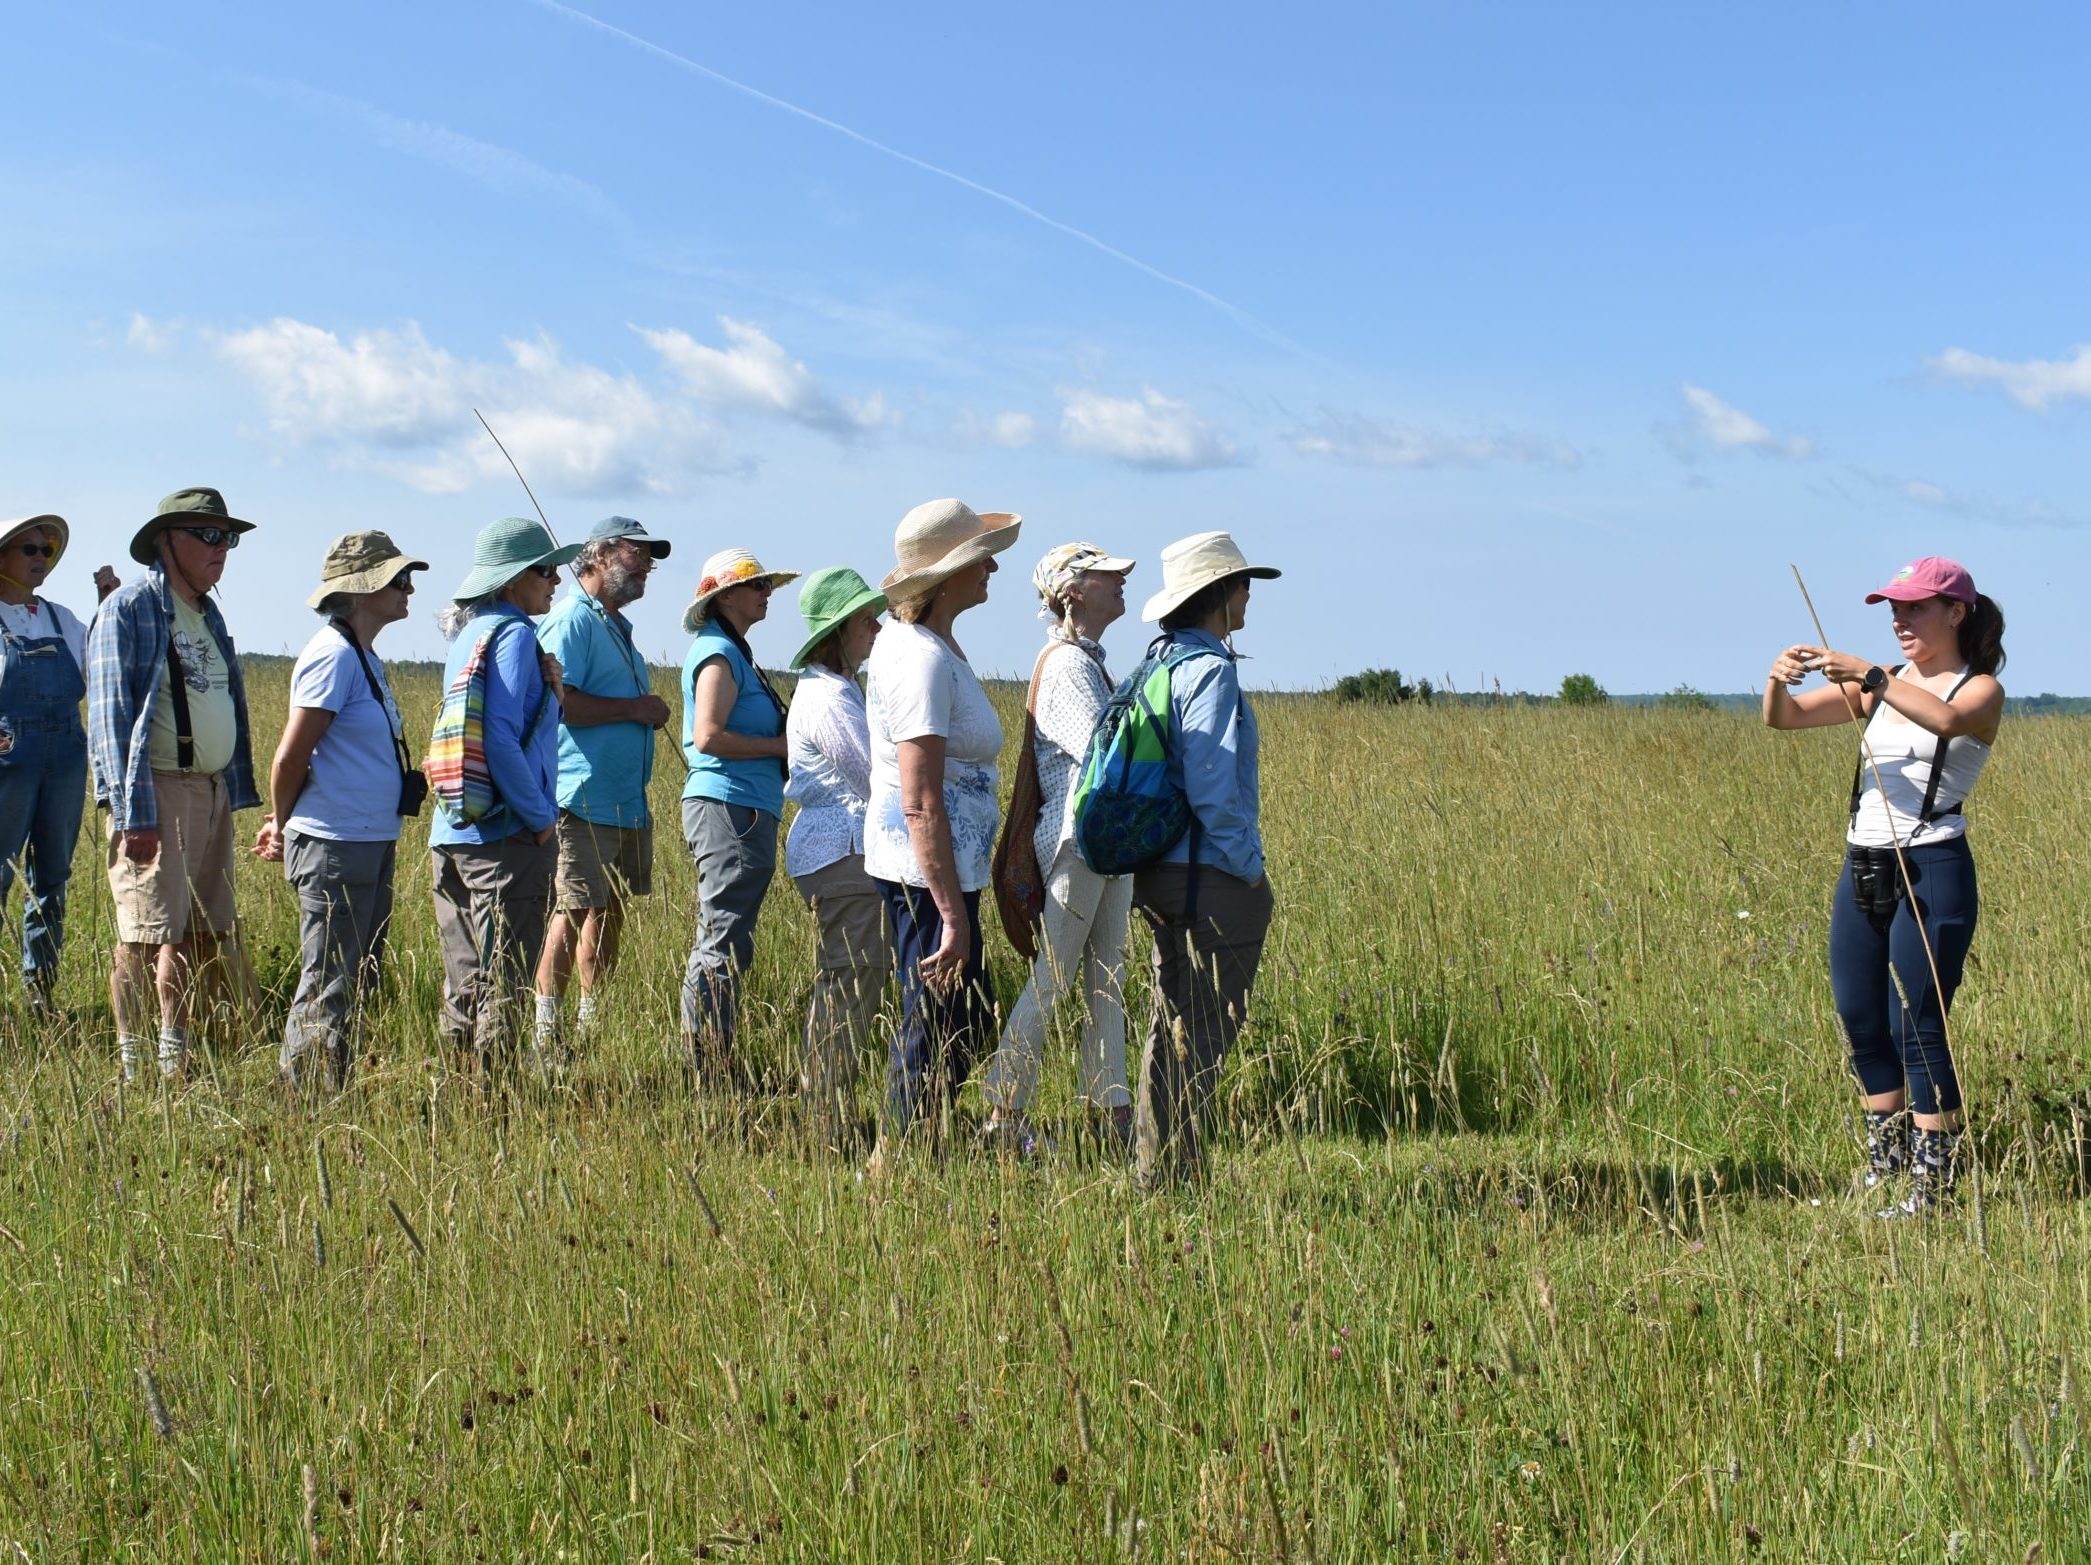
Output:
[783,665,873,877]
[1028,634,1114,868]
[863,620,1002,891]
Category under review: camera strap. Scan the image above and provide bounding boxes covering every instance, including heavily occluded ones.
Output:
[331,619,414,781]
[1846,667,1975,830]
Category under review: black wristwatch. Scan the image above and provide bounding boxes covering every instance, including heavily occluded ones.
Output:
[1861,665,1888,695]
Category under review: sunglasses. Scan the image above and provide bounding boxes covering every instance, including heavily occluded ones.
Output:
[528,564,559,581]
[9,543,54,559]
[747,580,775,594]
[174,526,240,549]
[388,570,417,591]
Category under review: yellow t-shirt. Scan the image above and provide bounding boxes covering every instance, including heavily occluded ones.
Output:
[149,595,237,775]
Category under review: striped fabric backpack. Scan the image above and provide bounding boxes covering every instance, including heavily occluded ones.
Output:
[424,617,549,826]
[1071,636,1216,875]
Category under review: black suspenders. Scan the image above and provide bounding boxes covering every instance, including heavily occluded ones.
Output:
[1846,668,1977,831]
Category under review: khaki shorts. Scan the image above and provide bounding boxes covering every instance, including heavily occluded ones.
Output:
[553,815,654,910]
[107,770,238,944]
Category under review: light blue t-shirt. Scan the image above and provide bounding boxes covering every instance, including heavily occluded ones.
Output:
[680,624,786,818]
[540,588,655,829]
[285,624,406,844]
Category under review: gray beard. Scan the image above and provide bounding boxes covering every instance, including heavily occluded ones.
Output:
[596,560,646,608]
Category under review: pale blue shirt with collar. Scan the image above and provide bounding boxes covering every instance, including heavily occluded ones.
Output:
[1157,629,1263,884]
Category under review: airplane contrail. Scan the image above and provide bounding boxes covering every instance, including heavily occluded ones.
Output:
[528,0,1303,355]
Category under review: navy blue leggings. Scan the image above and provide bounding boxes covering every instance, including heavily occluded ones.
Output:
[1827,836,1977,1115]
[875,880,993,1136]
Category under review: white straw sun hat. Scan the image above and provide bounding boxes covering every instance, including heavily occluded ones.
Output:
[879,498,1022,604]
[681,547,800,633]
[1140,530,1281,622]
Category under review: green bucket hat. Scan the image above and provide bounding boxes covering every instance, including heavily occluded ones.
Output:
[452,516,583,601]
[790,566,888,669]
[130,487,255,566]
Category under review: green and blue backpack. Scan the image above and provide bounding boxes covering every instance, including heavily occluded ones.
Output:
[1071,635,1225,875]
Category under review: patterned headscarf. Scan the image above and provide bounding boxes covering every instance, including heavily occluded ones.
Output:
[1031,541,1135,623]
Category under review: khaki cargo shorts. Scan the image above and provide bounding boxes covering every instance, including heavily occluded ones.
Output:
[553,815,654,911]
[106,770,238,944]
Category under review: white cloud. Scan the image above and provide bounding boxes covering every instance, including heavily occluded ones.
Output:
[1671,384,1815,460]
[1288,412,1579,469]
[1928,344,2091,411]
[127,313,177,353]
[637,317,893,437]
[1848,465,2082,530]
[953,409,1036,448]
[208,316,728,496]
[1058,387,1241,471]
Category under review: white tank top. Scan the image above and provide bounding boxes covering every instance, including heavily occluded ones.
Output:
[1847,670,1990,848]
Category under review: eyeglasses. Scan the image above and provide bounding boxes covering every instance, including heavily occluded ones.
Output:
[9,543,54,559]
[174,526,240,549]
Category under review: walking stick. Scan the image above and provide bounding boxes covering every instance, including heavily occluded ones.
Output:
[474,409,560,545]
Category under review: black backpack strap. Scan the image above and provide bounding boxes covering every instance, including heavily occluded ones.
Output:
[163,633,194,770]
[1915,670,1977,826]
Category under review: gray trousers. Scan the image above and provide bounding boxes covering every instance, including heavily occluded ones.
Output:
[279,833,396,1085]
[1131,864,1274,1187]
[431,833,555,1064]
[680,798,779,1057]
[792,852,891,1139]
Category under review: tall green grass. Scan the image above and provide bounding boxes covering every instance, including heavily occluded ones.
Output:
[2,664,2086,1560]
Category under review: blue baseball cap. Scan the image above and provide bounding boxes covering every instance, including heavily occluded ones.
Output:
[588,515,671,558]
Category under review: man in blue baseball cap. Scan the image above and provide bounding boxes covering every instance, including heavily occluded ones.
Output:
[531,516,673,1060]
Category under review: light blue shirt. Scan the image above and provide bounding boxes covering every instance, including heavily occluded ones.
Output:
[428,602,559,847]
[681,624,786,818]
[285,624,405,844]
[1158,629,1263,883]
[540,587,654,828]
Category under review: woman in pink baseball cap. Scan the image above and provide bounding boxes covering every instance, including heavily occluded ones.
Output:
[1762,556,2006,1217]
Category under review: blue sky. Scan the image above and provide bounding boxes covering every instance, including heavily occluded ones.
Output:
[4,2,2085,691]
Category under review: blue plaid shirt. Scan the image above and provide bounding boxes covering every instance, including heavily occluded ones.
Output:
[87,565,259,832]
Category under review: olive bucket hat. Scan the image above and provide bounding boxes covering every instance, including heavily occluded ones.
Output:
[452,516,582,601]
[306,530,431,608]
[790,566,887,668]
[130,487,255,566]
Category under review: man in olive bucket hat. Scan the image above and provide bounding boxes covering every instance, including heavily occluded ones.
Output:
[85,487,262,1082]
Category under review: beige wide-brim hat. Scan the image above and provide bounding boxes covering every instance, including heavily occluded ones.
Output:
[681,547,800,634]
[1140,530,1281,622]
[879,498,1022,604]
[0,514,69,571]
[305,529,431,608]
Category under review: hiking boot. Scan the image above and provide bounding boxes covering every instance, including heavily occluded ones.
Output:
[1860,1109,1909,1193]
[1877,1126,1960,1219]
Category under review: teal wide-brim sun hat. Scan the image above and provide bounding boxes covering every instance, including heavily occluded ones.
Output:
[453,516,583,601]
[791,566,888,668]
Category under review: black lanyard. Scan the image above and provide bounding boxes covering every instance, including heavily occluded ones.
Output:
[330,620,413,781]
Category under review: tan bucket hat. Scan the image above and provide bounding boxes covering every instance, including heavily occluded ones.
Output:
[681,547,800,633]
[1140,530,1281,622]
[306,530,431,608]
[0,514,69,570]
[879,498,1022,604]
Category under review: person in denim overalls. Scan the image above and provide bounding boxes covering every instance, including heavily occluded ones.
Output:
[0,514,115,1015]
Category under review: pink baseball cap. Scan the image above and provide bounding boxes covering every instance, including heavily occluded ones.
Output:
[1864,556,1977,605]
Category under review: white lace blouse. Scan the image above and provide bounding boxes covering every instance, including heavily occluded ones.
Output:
[783,665,873,877]
[1028,635,1114,867]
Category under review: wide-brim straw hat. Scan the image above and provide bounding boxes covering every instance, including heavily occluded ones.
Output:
[0,514,69,571]
[453,516,582,601]
[681,548,800,634]
[130,487,255,566]
[306,529,431,608]
[791,566,888,668]
[879,498,1022,604]
[1140,530,1281,622]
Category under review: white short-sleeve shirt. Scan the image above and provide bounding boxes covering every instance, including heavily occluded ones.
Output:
[863,621,1003,890]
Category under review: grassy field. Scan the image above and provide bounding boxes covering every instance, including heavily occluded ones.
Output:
[3,659,2090,1561]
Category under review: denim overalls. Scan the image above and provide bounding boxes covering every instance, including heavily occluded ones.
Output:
[0,607,89,980]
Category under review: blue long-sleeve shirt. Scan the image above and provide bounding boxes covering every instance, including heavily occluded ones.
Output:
[1158,629,1263,883]
[428,602,558,847]
[85,564,259,832]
